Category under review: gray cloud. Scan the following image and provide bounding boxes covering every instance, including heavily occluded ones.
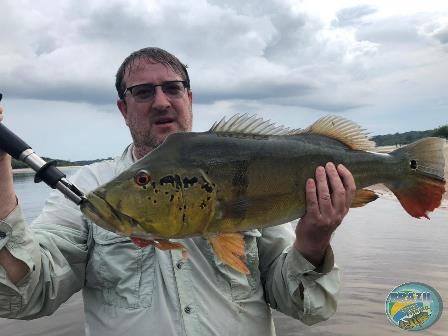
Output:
[355,16,426,46]
[0,0,447,117]
[333,5,377,27]
[195,84,311,104]
[433,25,448,44]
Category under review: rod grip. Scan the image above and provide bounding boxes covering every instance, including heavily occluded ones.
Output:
[0,123,32,160]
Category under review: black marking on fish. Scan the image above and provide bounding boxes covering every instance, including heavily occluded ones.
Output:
[200,200,207,209]
[410,159,417,170]
[202,183,214,193]
[183,176,198,188]
[232,161,249,197]
[160,175,175,187]
[225,197,249,218]
[174,175,182,189]
[153,200,157,204]
[159,175,182,189]
[169,194,174,202]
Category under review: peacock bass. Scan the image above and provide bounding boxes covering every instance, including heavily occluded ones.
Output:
[80,115,447,273]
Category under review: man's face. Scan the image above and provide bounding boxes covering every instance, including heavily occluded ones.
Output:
[117,59,193,159]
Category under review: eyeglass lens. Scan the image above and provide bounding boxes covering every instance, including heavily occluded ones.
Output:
[129,81,186,101]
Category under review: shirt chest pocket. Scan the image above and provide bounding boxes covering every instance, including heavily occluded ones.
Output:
[206,230,262,302]
[85,225,155,309]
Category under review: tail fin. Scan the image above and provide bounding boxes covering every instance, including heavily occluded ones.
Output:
[386,137,446,219]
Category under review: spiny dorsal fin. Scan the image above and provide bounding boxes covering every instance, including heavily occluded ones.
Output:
[209,114,376,151]
[299,115,376,151]
[209,113,300,136]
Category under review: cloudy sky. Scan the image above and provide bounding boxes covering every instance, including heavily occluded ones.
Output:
[1,0,447,160]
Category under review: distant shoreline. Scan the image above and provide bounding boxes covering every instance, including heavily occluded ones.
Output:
[13,166,82,175]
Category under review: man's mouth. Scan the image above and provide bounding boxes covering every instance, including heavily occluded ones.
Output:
[154,117,176,125]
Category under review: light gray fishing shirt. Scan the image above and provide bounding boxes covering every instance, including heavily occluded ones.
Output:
[0,145,341,336]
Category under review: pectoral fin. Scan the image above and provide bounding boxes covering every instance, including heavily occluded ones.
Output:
[351,189,379,208]
[131,237,188,258]
[208,233,249,274]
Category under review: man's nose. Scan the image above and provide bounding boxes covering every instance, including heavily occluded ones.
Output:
[152,86,171,108]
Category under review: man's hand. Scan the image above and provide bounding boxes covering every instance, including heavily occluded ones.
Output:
[294,162,356,267]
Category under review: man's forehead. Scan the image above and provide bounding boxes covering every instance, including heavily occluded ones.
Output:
[124,58,178,80]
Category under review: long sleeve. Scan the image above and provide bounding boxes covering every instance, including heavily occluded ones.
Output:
[258,223,341,325]
[0,154,131,321]
[0,188,89,319]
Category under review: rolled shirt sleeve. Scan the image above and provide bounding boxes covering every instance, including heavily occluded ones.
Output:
[0,190,90,319]
[258,223,341,325]
[0,163,107,319]
[0,156,129,321]
[0,205,42,316]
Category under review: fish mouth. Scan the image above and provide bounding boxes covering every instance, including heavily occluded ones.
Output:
[80,192,153,238]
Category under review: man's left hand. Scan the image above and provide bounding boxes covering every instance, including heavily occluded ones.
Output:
[294,162,356,267]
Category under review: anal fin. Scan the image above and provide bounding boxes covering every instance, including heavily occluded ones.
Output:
[208,233,249,274]
[351,189,379,208]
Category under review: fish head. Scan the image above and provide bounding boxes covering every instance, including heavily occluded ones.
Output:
[416,312,430,324]
[81,162,216,239]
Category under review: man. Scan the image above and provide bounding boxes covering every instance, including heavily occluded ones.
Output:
[0,47,355,335]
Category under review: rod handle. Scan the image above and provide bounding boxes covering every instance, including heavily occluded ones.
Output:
[0,123,32,160]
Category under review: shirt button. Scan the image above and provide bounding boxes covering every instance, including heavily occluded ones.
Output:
[176,261,183,269]
[184,306,192,314]
[0,231,6,239]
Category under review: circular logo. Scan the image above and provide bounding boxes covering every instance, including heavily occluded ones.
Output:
[385,282,443,331]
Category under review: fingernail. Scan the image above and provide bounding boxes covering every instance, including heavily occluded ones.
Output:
[337,164,346,171]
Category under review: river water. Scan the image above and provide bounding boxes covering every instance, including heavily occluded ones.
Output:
[0,169,447,335]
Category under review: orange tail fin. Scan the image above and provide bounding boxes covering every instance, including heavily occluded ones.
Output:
[386,137,446,219]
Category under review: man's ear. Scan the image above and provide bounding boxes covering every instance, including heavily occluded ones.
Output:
[187,90,193,109]
[117,99,130,126]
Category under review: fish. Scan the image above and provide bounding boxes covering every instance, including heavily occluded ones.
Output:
[80,114,447,273]
[398,311,431,329]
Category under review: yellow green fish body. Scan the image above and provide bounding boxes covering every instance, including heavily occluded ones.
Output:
[399,311,431,329]
[81,115,446,273]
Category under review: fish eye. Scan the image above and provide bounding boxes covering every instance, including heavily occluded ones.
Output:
[134,170,151,186]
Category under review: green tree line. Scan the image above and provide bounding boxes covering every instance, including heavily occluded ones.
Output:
[371,125,447,146]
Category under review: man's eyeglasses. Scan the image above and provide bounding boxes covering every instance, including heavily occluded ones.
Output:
[123,81,188,102]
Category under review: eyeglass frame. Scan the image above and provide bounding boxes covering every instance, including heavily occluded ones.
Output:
[122,80,189,102]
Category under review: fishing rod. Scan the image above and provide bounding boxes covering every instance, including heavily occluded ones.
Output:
[0,93,86,205]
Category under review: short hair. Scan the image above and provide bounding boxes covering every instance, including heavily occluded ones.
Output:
[115,47,190,99]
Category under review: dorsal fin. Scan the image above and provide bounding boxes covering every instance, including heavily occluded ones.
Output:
[209,113,376,151]
[299,115,376,151]
[209,113,299,136]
